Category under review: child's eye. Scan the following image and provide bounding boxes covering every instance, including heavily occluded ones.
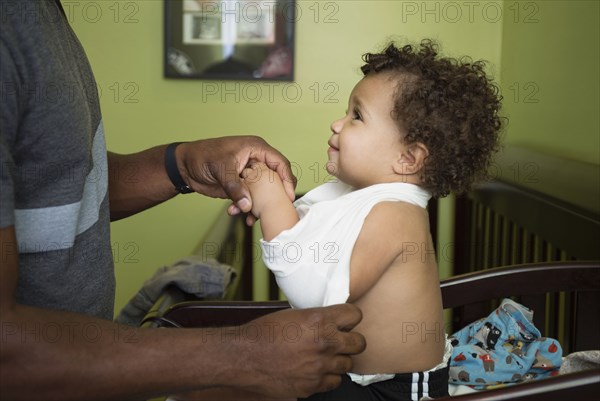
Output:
[351,108,362,121]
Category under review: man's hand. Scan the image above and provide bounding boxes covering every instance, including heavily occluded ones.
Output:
[233,304,366,398]
[177,136,296,215]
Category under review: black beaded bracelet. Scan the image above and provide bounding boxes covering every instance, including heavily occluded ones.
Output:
[164,142,193,194]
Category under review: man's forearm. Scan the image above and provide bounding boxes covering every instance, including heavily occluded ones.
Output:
[108,147,179,221]
[0,304,246,400]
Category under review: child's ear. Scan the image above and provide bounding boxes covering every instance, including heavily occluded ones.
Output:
[393,142,429,175]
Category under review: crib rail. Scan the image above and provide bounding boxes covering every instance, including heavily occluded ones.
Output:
[143,261,600,355]
[442,261,600,353]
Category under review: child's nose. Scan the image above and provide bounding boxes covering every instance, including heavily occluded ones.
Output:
[330,117,343,134]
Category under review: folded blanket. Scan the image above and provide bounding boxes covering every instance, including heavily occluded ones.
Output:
[115,256,236,326]
[449,298,562,389]
[559,350,600,374]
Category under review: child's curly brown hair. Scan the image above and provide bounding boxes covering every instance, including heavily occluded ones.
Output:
[361,39,503,198]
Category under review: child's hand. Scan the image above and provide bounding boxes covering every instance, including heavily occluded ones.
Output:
[242,162,299,239]
[242,162,289,219]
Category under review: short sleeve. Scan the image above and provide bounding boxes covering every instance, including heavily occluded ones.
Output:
[0,39,21,228]
[259,202,351,308]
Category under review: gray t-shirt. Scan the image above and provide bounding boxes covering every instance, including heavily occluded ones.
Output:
[0,0,115,319]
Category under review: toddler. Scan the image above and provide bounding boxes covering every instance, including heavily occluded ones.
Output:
[242,39,503,401]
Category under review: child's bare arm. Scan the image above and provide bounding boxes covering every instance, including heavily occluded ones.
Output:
[348,202,425,301]
[242,163,299,241]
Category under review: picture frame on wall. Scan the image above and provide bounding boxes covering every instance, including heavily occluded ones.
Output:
[165,0,295,81]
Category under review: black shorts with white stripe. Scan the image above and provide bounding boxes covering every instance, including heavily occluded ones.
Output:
[301,364,449,401]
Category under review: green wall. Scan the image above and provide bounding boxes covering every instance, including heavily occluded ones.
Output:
[69,1,545,313]
[500,0,599,164]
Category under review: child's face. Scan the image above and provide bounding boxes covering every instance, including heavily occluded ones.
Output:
[327,73,407,188]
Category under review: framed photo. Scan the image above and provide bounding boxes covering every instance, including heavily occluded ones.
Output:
[165,0,295,81]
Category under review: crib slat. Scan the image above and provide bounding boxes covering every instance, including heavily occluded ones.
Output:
[513,225,523,264]
[500,216,510,266]
[574,290,600,351]
[518,294,547,335]
[547,292,559,342]
[468,204,476,272]
[491,211,501,267]
[559,291,573,354]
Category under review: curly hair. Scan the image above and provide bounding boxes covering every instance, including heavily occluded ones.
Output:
[361,39,504,198]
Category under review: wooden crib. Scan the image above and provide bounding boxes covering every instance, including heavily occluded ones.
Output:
[142,145,600,400]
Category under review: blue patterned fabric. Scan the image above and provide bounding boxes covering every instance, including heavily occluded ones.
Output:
[449,299,562,389]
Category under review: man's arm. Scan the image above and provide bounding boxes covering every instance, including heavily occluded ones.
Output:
[108,137,297,221]
[108,146,176,220]
[242,163,299,241]
[0,226,365,400]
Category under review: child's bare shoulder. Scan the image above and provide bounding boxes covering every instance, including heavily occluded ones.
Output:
[366,200,429,232]
[357,200,430,256]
